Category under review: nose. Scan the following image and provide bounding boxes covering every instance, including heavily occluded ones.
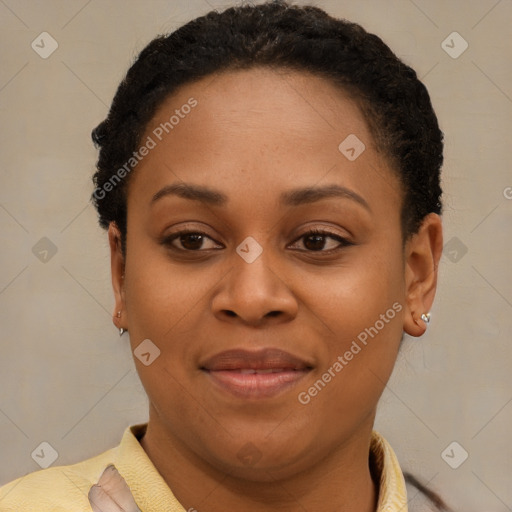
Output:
[211,243,299,327]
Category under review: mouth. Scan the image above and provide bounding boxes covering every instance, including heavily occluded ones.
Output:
[200,348,313,399]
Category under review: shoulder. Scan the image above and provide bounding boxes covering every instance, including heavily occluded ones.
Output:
[0,446,116,512]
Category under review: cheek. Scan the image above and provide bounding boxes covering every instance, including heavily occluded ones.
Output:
[122,253,204,416]
[124,244,215,341]
[121,244,205,400]
[296,294,403,440]
[303,238,405,336]
[299,240,405,407]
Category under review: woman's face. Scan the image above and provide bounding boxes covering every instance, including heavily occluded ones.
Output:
[111,67,440,479]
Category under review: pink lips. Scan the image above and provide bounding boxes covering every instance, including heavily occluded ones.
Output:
[200,348,313,399]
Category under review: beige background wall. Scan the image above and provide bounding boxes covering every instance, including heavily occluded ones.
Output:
[1,1,511,510]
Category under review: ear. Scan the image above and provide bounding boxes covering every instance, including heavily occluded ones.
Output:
[403,213,443,337]
[108,222,127,331]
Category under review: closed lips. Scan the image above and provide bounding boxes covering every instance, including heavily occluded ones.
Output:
[239,368,291,374]
[200,347,313,372]
[200,348,313,399]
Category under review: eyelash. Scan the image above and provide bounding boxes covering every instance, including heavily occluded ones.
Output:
[161,228,353,254]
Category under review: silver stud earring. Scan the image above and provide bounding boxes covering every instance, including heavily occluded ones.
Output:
[421,312,431,325]
[116,311,121,318]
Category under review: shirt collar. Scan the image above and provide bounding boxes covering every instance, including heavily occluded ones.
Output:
[112,424,407,512]
[370,430,408,511]
[115,423,180,512]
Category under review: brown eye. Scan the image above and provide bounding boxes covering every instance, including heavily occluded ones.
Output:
[163,231,222,251]
[177,233,205,250]
[290,229,352,253]
[303,233,328,251]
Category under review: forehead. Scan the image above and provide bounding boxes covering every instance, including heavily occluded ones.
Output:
[127,66,400,215]
[145,66,371,152]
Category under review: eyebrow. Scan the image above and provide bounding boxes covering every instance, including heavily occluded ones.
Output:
[151,182,371,211]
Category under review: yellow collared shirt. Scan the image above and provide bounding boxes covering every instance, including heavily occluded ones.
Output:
[0,424,408,511]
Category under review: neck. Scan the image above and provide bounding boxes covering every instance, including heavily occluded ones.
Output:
[140,409,379,512]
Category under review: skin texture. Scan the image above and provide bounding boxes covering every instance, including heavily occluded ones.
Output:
[109,67,443,512]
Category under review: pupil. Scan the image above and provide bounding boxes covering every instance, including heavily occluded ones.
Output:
[305,235,325,251]
[182,234,203,250]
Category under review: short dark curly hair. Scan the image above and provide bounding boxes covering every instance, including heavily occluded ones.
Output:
[91,0,443,252]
